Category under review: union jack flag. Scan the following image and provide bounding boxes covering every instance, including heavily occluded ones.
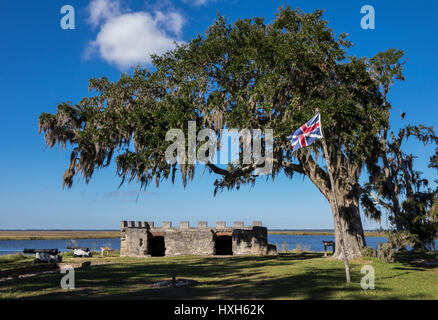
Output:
[288,113,323,153]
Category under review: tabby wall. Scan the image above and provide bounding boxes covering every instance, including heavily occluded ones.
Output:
[120,220,276,257]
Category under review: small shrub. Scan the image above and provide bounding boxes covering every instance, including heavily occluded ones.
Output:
[361,246,377,258]
[377,242,395,263]
[387,231,417,251]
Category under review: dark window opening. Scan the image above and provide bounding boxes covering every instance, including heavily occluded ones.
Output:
[148,236,165,256]
[214,235,233,255]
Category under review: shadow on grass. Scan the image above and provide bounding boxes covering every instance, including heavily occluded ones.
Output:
[0,252,422,300]
[394,251,438,270]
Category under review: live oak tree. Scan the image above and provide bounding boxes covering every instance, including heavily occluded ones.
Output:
[361,124,438,250]
[39,7,406,259]
[359,49,438,250]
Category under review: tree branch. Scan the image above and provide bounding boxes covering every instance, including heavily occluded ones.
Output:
[206,162,258,178]
[368,191,394,212]
[279,160,305,174]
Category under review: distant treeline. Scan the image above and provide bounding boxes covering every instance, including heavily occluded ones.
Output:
[0,230,120,240]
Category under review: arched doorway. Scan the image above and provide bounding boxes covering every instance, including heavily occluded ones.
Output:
[214,232,233,255]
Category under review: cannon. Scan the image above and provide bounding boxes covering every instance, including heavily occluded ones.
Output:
[66,245,92,258]
[23,249,62,263]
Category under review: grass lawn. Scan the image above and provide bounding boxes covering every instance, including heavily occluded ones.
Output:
[0,251,436,300]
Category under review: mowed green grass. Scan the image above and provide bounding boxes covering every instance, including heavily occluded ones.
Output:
[0,251,437,300]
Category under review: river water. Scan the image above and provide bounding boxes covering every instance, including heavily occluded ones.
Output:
[2,235,436,256]
[268,234,389,252]
[0,238,120,256]
[0,235,394,256]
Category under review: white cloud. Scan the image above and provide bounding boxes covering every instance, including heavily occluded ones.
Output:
[85,0,185,69]
[86,0,121,28]
[154,11,185,36]
[181,0,210,6]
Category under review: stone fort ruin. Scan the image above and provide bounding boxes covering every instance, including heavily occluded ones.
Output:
[120,220,277,257]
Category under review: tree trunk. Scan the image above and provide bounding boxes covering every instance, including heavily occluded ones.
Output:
[329,189,366,259]
[296,150,366,260]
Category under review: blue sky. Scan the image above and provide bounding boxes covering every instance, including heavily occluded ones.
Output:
[0,0,436,230]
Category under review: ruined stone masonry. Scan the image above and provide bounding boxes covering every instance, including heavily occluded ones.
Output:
[120,220,277,257]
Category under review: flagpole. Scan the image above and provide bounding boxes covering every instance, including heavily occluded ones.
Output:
[316,108,351,283]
